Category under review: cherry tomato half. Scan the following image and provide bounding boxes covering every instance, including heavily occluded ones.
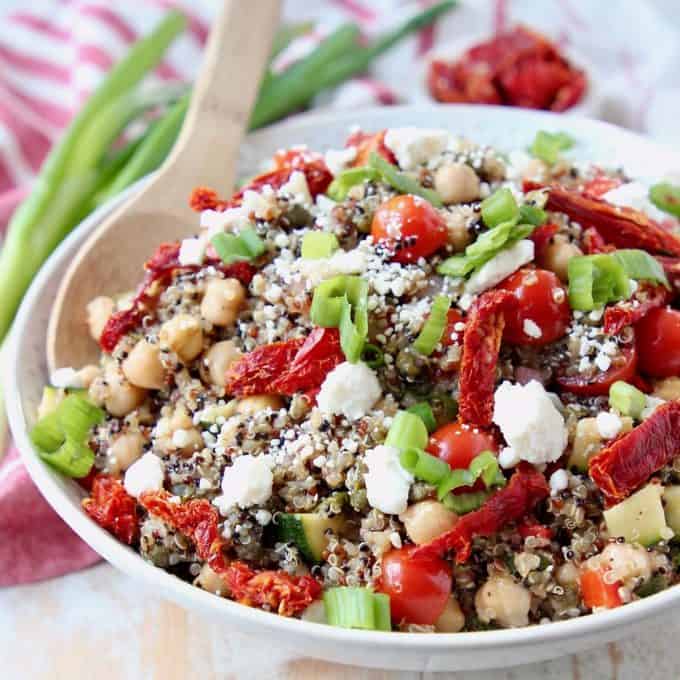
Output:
[499,268,570,346]
[428,421,499,471]
[371,194,448,264]
[378,546,452,625]
[557,344,638,397]
[636,307,680,378]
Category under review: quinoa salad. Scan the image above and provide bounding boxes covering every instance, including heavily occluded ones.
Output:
[33,126,680,633]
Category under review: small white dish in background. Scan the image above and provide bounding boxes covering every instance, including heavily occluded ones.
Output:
[5,105,680,672]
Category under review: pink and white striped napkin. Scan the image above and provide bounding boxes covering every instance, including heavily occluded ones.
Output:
[2,0,680,587]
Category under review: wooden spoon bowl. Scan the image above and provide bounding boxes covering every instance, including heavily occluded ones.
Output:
[47,0,280,372]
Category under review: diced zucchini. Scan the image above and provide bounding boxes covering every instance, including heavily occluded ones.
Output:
[198,402,237,427]
[567,417,600,472]
[276,513,343,562]
[604,484,673,547]
[663,486,680,535]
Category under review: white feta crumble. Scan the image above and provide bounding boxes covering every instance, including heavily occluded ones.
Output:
[49,367,83,389]
[213,454,274,514]
[324,146,357,176]
[200,207,249,234]
[124,453,165,498]
[498,446,521,469]
[642,395,666,420]
[383,127,451,170]
[523,319,542,339]
[294,246,368,286]
[363,444,413,515]
[596,411,623,439]
[594,353,612,372]
[242,184,279,219]
[464,239,534,296]
[603,181,669,223]
[178,237,205,266]
[317,361,382,421]
[549,469,569,497]
[280,170,312,207]
[492,380,568,465]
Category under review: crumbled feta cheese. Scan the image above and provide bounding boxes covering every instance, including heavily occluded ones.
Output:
[498,446,521,469]
[280,171,312,206]
[523,319,542,339]
[124,453,165,498]
[642,395,666,420]
[213,454,273,514]
[317,361,382,421]
[324,147,357,176]
[384,127,451,170]
[178,237,205,266]
[603,181,669,223]
[594,353,612,372]
[549,469,569,497]
[295,246,368,286]
[49,367,82,389]
[200,207,249,234]
[363,445,413,515]
[242,184,279,219]
[493,380,568,465]
[465,239,534,296]
[596,411,623,439]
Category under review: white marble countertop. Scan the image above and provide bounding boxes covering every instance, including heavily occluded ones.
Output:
[1,563,677,679]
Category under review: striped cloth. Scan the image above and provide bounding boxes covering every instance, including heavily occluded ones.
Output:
[1,0,680,587]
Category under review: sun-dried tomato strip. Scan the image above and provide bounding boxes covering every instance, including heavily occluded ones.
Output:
[139,491,320,615]
[581,226,614,254]
[458,290,514,427]
[413,465,549,562]
[99,242,254,352]
[581,175,623,198]
[83,474,139,545]
[524,181,680,256]
[345,129,396,167]
[226,327,344,398]
[589,401,680,504]
[603,282,672,336]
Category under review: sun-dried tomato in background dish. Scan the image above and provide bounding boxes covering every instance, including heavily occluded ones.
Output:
[427,25,587,111]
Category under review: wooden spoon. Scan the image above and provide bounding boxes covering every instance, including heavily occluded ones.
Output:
[47,0,280,373]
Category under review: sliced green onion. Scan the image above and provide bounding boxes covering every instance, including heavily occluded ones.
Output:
[361,343,384,368]
[609,380,646,418]
[323,587,391,631]
[211,228,265,265]
[441,490,491,514]
[310,275,368,363]
[480,188,519,228]
[437,450,504,499]
[58,394,105,442]
[399,447,451,485]
[301,231,339,259]
[649,182,680,218]
[368,152,443,207]
[413,295,450,355]
[529,130,575,165]
[385,411,429,451]
[612,249,670,289]
[326,167,380,201]
[38,436,95,478]
[30,411,65,452]
[567,254,630,311]
[406,402,436,433]
[519,204,547,226]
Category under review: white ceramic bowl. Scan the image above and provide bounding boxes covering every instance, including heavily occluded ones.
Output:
[6,105,680,672]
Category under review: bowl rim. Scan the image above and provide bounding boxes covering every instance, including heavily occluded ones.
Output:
[6,103,680,652]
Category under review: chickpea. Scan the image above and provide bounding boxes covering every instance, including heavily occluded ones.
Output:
[90,365,146,417]
[652,376,680,401]
[443,211,472,252]
[155,405,203,456]
[538,234,582,283]
[76,364,101,389]
[122,340,166,390]
[194,564,229,595]
[556,562,580,588]
[434,597,465,633]
[475,574,531,628]
[434,162,481,205]
[482,155,506,181]
[235,394,283,417]
[202,340,242,387]
[159,314,203,362]
[399,500,458,545]
[200,278,246,326]
[571,417,602,465]
[592,543,653,585]
[86,296,115,341]
[108,432,145,474]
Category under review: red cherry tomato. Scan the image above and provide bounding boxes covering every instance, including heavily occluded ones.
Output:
[636,307,680,378]
[371,194,448,264]
[557,344,638,397]
[498,268,570,345]
[378,546,452,625]
[428,421,498,471]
